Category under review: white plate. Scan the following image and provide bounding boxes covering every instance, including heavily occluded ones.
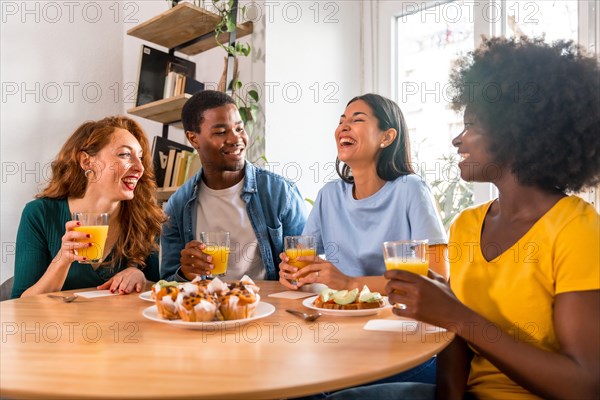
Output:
[302,295,391,317]
[139,291,154,302]
[142,302,276,330]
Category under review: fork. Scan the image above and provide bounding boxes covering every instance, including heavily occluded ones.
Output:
[286,309,322,322]
[47,294,78,303]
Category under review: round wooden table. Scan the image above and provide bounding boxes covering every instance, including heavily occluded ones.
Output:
[0,281,453,399]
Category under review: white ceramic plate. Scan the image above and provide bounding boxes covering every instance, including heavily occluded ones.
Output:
[142,302,276,330]
[139,291,154,302]
[302,295,391,317]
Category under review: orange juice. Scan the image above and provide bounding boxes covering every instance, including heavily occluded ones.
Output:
[74,225,109,262]
[285,248,317,269]
[203,245,230,275]
[384,257,428,276]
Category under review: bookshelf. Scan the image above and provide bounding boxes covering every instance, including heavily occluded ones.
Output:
[126,1,253,130]
[127,2,253,56]
[127,1,253,201]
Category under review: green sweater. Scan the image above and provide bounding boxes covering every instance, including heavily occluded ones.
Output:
[12,198,159,298]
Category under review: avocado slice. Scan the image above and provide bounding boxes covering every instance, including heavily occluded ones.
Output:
[359,285,383,303]
[333,288,358,305]
[319,288,337,303]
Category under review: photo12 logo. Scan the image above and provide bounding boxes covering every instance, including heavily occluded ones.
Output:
[1,321,140,344]
[1,2,140,24]
[1,81,138,105]
[198,321,339,344]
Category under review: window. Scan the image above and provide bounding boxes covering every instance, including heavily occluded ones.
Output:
[396,0,474,228]
[370,0,599,221]
[504,1,578,42]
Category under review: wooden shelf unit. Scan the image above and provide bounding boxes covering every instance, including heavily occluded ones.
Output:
[127,2,253,56]
[127,94,191,125]
[127,1,248,202]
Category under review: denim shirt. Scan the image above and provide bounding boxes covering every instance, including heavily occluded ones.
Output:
[160,162,307,281]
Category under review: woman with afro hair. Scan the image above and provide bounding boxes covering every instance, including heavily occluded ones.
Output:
[330,37,600,399]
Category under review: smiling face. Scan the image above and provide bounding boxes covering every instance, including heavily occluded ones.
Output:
[335,100,388,169]
[84,128,144,201]
[187,103,247,175]
[452,109,504,183]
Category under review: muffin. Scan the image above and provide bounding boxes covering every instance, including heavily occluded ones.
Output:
[176,291,218,322]
[151,280,178,300]
[219,286,260,320]
[207,277,229,296]
[154,285,180,320]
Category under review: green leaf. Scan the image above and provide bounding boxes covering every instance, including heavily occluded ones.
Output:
[226,18,236,32]
[248,90,259,102]
[238,107,248,123]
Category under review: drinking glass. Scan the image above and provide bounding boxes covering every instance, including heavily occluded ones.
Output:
[72,212,109,264]
[284,236,317,268]
[200,231,230,276]
[382,239,429,276]
[284,235,316,284]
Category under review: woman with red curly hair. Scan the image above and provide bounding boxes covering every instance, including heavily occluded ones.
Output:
[13,116,165,298]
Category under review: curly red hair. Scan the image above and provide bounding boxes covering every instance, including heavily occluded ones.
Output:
[38,116,165,269]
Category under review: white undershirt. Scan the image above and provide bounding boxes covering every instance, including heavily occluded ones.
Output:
[195,178,264,280]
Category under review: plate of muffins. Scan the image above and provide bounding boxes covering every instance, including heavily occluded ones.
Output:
[142,276,275,330]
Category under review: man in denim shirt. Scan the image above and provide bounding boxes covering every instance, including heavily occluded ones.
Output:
[161,91,307,281]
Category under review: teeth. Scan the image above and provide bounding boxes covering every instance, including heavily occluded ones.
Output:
[459,153,470,161]
[340,137,356,145]
[224,148,242,155]
[123,178,138,188]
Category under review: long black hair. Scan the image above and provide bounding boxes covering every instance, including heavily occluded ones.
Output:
[336,93,414,183]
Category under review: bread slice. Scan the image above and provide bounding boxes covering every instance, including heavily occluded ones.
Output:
[313,297,384,310]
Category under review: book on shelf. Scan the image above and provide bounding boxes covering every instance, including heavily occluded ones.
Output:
[172,150,192,187]
[184,151,201,182]
[151,136,194,188]
[135,45,196,107]
[163,72,205,99]
[184,77,204,96]
[163,148,177,189]
[168,150,202,188]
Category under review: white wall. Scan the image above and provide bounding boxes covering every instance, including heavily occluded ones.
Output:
[1,1,125,283]
[264,0,362,202]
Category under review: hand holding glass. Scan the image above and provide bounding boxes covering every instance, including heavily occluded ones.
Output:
[200,231,230,276]
[383,240,429,276]
[72,212,109,264]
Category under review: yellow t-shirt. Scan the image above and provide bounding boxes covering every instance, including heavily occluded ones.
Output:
[449,196,600,399]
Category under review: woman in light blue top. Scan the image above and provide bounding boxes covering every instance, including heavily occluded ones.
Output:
[279,93,448,294]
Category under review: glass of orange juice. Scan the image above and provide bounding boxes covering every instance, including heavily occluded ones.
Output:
[72,212,109,264]
[200,231,230,277]
[284,235,316,284]
[382,239,429,276]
